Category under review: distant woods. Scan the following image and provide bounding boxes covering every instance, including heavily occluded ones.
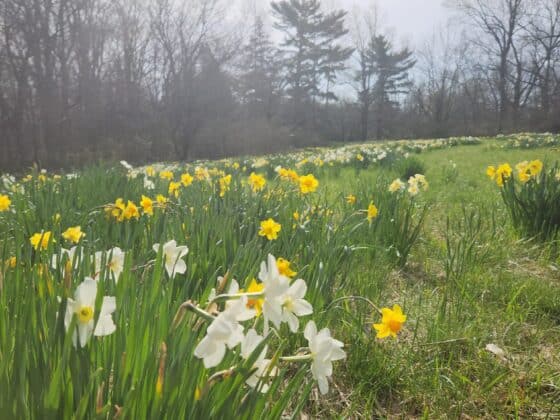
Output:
[1,0,559,170]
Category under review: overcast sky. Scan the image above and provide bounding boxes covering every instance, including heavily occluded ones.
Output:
[235,0,451,49]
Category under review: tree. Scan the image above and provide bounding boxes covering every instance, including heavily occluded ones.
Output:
[238,16,280,119]
[368,35,415,139]
[271,0,352,127]
[454,0,525,131]
[527,0,560,124]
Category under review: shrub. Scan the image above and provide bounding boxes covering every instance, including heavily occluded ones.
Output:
[488,160,560,240]
[397,156,426,181]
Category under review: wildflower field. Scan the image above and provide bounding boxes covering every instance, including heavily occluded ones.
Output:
[1,133,560,418]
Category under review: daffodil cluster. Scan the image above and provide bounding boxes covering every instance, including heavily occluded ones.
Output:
[192,254,346,395]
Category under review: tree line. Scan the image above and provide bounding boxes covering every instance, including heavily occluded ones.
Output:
[1,0,559,170]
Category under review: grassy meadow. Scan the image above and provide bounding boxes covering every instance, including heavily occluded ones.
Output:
[1,133,559,418]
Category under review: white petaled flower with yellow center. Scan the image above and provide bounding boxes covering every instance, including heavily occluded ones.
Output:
[280,278,313,332]
[64,277,116,348]
[152,240,188,278]
[304,320,346,395]
[258,254,313,333]
[94,247,125,283]
[194,296,255,368]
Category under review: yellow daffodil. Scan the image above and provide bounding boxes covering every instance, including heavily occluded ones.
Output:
[346,194,356,205]
[373,304,406,339]
[156,194,168,208]
[245,278,264,315]
[160,170,174,181]
[389,179,405,193]
[259,218,281,240]
[146,166,155,177]
[195,167,210,181]
[106,198,126,221]
[367,202,378,222]
[30,231,54,250]
[279,168,299,182]
[494,163,512,187]
[277,257,296,278]
[249,172,266,193]
[181,173,194,187]
[7,256,17,269]
[140,195,154,216]
[528,159,543,176]
[168,181,181,197]
[123,201,140,220]
[0,194,11,212]
[219,174,232,197]
[62,226,85,244]
[299,174,319,194]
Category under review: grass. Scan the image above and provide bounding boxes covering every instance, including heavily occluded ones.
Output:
[1,135,560,418]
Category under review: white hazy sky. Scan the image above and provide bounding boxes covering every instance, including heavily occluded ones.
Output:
[234,0,451,48]
[362,0,450,46]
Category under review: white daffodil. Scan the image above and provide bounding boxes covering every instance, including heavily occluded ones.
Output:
[51,246,78,270]
[258,254,290,330]
[304,320,346,395]
[64,277,116,348]
[120,160,133,171]
[94,247,125,283]
[153,240,188,278]
[240,329,277,392]
[144,178,155,190]
[259,254,312,332]
[194,297,254,368]
[281,278,313,332]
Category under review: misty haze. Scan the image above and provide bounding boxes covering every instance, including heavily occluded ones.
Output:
[1,1,560,418]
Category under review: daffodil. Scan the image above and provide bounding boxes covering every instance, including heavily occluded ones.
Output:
[64,277,116,348]
[277,257,296,278]
[194,297,254,368]
[346,194,356,205]
[258,254,312,332]
[389,179,405,193]
[219,174,232,197]
[258,218,281,240]
[181,173,194,187]
[30,231,53,250]
[240,329,277,392]
[280,278,313,332]
[94,247,125,283]
[153,240,188,278]
[367,202,378,222]
[299,174,319,194]
[304,320,346,395]
[51,247,78,273]
[62,226,85,244]
[0,194,11,212]
[245,279,264,315]
[249,172,266,192]
[195,167,210,181]
[373,304,406,339]
[486,165,496,179]
[168,181,181,198]
[123,201,140,220]
[160,170,174,181]
[493,163,512,187]
[156,194,168,208]
[140,195,154,216]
